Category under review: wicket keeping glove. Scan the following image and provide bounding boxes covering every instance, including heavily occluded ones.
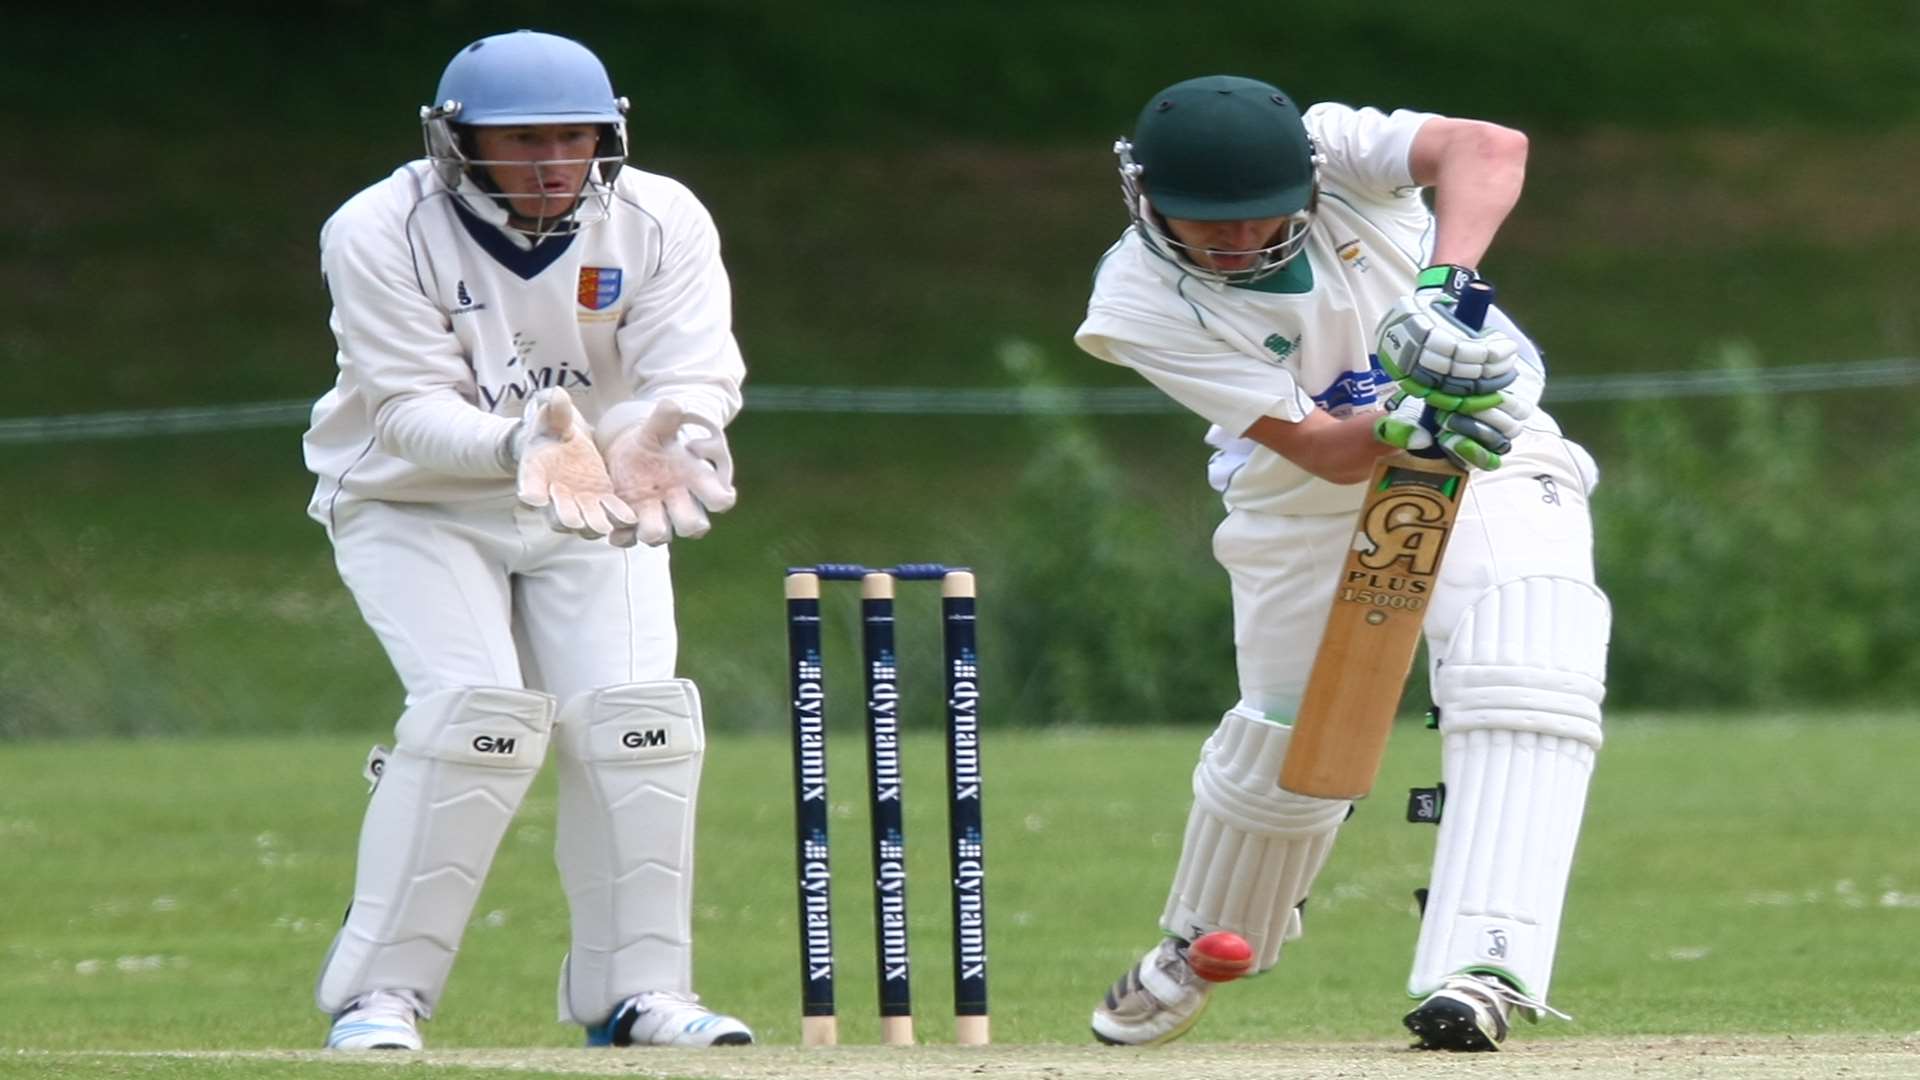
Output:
[1376,264,1520,412]
[603,400,738,548]
[510,388,638,541]
[1374,390,1520,471]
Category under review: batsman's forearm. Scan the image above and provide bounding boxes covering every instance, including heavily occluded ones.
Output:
[1243,411,1396,486]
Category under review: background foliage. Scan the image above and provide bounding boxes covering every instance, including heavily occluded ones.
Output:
[3,5,1918,736]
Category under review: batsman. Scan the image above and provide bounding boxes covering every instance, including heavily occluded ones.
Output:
[1075,76,1610,1050]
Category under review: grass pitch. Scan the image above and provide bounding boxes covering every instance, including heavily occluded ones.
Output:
[3,716,1917,1079]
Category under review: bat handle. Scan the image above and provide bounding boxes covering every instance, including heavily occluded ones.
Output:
[1453,280,1493,331]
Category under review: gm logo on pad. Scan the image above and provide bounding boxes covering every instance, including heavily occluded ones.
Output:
[622,728,669,750]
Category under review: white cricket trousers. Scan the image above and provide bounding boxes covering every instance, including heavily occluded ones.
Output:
[326,496,678,702]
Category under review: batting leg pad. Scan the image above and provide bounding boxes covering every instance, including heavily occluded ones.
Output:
[1162,706,1351,973]
[552,679,707,1025]
[1409,575,1610,1005]
[316,686,556,1015]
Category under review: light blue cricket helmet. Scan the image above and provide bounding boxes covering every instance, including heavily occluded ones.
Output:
[420,30,631,232]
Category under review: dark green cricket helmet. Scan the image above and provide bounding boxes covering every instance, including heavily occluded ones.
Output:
[1115,75,1321,281]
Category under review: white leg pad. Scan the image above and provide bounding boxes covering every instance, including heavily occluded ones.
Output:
[552,679,706,1025]
[1162,706,1351,973]
[1409,576,1610,1003]
[316,686,555,1015]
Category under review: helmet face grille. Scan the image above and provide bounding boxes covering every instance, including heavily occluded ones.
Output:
[1115,135,1319,285]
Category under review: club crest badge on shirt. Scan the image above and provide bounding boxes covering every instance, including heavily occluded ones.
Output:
[577,267,623,310]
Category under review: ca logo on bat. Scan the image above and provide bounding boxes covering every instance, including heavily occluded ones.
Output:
[1357,487,1451,576]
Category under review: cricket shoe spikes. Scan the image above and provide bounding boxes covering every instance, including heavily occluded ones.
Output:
[325,989,424,1050]
[1404,972,1569,1051]
[1091,937,1213,1046]
[587,991,754,1047]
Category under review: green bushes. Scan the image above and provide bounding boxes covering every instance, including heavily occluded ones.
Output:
[991,341,1236,724]
[3,347,1914,740]
[1593,342,1920,708]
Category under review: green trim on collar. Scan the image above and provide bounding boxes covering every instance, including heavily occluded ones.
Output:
[1228,254,1314,294]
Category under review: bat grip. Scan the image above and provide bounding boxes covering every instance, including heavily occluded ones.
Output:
[1453,280,1493,331]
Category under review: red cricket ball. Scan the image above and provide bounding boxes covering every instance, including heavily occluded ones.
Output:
[1187,930,1255,983]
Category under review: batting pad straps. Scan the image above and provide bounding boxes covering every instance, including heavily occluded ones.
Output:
[1193,707,1352,835]
[552,679,707,1025]
[316,686,555,1016]
[1409,576,1610,1008]
[1432,576,1610,749]
[1163,707,1350,973]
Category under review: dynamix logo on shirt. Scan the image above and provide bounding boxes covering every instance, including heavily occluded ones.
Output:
[1263,333,1300,360]
[479,365,592,410]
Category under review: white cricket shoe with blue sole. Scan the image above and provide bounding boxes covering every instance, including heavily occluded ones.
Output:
[325,989,424,1050]
[587,991,754,1047]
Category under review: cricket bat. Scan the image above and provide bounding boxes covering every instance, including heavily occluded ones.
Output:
[1277,282,1492,800]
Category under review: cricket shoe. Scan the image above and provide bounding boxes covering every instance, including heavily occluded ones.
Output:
[325,989,424,1050]
[1091,938,1213,1046]
[587,991,754,1047]
[1404,973,1566,1051]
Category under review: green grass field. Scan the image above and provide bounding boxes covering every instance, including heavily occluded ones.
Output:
[4,715,1916,1079]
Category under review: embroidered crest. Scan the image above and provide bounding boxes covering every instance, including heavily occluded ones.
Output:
[577,267,623,310]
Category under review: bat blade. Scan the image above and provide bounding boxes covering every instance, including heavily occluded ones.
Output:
[1278,456,1466,798]
[1278,279,1492,799]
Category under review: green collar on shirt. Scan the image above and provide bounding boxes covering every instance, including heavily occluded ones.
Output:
[1227,254,1314,294]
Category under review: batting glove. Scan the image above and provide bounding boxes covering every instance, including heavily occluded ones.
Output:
[1375,265,1520,412]
[1374,390,1516,472]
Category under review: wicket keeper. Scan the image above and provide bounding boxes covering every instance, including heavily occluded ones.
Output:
[303,30,750,1051]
